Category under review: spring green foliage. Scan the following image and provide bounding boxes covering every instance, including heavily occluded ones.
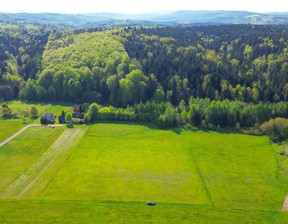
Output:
[0,22,49,100]
[65,112,72,123]
[25,30,149,104]
[79,97,288,131]
[5,24,288,107]
[29,106,38,118]
[1,123,288,223]
[122,26,288,104]
[260,118,288,141]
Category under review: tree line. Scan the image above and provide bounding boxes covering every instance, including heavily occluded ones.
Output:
[79,97,288,133]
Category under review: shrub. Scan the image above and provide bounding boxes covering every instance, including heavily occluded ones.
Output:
[260,118,288,136]
[207,123,216,130]
[1,107,11,119]
[1,103,8,108]
[66,123,74,128]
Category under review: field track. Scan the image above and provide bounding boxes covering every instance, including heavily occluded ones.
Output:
[0,124,64,148]
[0,128,86,198]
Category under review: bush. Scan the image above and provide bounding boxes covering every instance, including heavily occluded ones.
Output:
[1,107,11,119]
[1,103,8,108]
[88,103,99,122]
[66,123,74,128]
[260,118,288,136]
[235,122,241,131]
[207,123,216,130]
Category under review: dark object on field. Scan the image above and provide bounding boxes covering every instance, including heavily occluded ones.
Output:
[147,201,156,205]
[58,115,65,124]
[52,125,55,129]
[72,113,84,119]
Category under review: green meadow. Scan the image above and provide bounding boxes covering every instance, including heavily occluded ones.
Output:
[1,122,288,223]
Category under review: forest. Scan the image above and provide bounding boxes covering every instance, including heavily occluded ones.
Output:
[1,22,288,133]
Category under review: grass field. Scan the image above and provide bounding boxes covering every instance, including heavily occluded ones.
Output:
[1,122,288,223]
[0,119,25,143]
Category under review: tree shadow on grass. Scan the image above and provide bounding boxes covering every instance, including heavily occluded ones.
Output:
[89,120,203,135]
[90,120,159,131]
[19,100,74,107]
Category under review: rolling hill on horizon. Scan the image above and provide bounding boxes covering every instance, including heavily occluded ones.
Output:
[1,10,288,28]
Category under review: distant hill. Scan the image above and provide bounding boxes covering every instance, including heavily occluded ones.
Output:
[0,10,288,28]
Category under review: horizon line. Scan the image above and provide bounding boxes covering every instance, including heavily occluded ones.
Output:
[0,9,288,16]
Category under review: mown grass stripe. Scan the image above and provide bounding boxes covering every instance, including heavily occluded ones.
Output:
[0,128,86,198]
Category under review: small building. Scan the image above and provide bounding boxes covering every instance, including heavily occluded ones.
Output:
[58,115,65,124]
[41,113,56,124]
[72,113,84,119]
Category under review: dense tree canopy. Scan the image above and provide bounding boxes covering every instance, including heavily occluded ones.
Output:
[1,24,288,110]
[0,22,49,100]
[121,25,288,104]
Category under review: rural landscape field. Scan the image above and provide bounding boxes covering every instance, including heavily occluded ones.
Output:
[1,0,288,222]
[0,103,288,223]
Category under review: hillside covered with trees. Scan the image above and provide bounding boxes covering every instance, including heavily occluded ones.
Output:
[2,23,288,132]
[0,21,49,100]
[16,25,288,105]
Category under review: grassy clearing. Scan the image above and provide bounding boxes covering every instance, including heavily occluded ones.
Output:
[40,123,288,211]
[40,124,210,204]
[1,122,288,223]
[182,131,288,211]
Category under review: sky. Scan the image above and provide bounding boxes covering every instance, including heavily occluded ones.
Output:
[1,0,287,14]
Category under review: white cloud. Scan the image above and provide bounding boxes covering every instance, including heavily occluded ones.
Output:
[1,0,287,14]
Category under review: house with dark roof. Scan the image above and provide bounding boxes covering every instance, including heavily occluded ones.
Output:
[41,113,56,124]
[72,113,84,119]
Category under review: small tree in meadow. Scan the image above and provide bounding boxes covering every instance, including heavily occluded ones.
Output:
[65,112,72,123]
[30,106,38,118]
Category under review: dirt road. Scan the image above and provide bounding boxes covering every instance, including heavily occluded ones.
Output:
[0,124,63,148]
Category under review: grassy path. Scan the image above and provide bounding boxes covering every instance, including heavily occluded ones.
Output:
[0,128,86,198]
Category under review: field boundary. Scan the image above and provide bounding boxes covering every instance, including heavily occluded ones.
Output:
[190,148,214,206]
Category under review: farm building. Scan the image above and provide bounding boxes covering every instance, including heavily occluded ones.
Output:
[72,113,84,119]
[41,113,56,124]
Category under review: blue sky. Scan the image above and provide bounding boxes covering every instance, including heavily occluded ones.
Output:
[1,0,287,14]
